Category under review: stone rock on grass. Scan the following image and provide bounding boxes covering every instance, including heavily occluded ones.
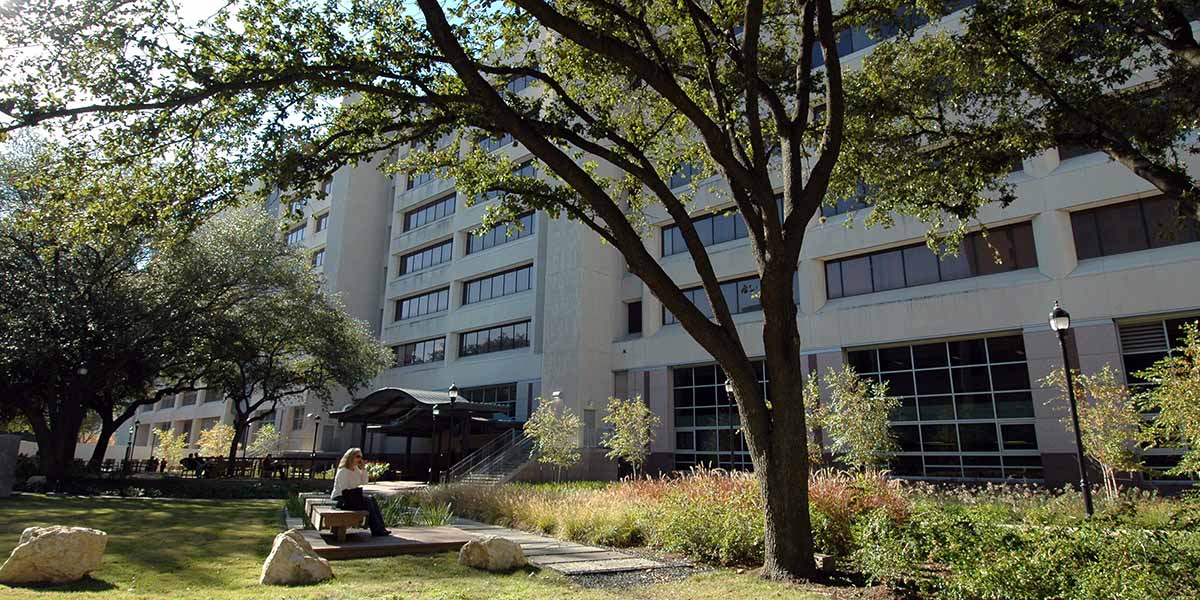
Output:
[259,529,333,586]
[0,526,107,585]
[458,536,527,572]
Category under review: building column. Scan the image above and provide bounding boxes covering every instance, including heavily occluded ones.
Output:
[1032,209,1077,280]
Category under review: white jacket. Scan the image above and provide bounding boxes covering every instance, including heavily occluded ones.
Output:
[331,466,369,500]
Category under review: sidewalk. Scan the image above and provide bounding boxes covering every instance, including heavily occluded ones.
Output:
[453,518,680,575]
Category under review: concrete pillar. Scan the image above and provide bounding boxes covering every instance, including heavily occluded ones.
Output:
[1032,209,1078,280]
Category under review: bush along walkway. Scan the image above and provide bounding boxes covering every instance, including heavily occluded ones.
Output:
[453,518,687,575]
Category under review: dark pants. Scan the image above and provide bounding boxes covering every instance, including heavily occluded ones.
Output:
[336,493,388,535]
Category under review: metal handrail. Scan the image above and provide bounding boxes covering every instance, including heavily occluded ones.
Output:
[444,429,517,482]
[455,434,535,485]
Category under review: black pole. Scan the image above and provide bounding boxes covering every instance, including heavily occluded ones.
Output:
[430,413,440,484]
[310,419,320,479]
[1058,330,1095,516]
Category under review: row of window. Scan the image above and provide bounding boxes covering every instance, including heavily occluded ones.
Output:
[394,287,451,321]
[400,239,453,275]
[662,276,762,325]
[389,320,533,371]
[850,334,1041,480]
[459,321,532,357]
[479,132,515,153]
[809,2,977,68]
[463,264,533,305]
[392,337,446,368]
[672,362,768,470]
[1071,195,1199,260]
[661,197,785,257]
[468,212,536,254]
[826,222,1037,300]
[404,193,456,231]
[460,383,519,417]
[483,161,538,201]
[406,170,435,190]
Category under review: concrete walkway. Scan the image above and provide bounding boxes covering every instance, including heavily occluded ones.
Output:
[453,518,676,575]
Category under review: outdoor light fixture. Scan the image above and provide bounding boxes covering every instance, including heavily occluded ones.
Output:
[552,391,561,400]
[448,383,459,405]
[724,379,734,395]
[1049,300,1094,516]
[1049,300,1071,332]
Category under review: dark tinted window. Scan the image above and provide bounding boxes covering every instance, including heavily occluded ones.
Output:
[399,239,453,275]
[462,264,534,305]
[825,222,1037,300]
[459,321,532,357]
[1071,196,1199,259]
[627,301,643,335]
[404,193,456,231]
[466,213,535,254]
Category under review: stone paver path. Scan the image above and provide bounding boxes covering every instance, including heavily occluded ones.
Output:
[453,519,677,575]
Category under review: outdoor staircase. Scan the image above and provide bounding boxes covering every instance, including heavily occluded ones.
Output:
[443,429,536,486]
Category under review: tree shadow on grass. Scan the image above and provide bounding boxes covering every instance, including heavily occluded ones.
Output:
[1,576,118,593]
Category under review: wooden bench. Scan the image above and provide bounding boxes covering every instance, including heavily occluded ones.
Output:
[306,498,368,542]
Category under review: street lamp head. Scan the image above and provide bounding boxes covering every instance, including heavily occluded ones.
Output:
[1049,300,1071,333]
[77,366,88,376]
[724,379,734,395]
[432,407,440,417]
[552,391,561,400]
[448,383,459,404]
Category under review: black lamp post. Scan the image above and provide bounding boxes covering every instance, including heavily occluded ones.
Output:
[1050,300,1095,517]
[448,383,459,406]
[724,379,736,470]
[307,413,322,455]
[125,420,139,469]
[307,413,321,479]
[430,406,441,484]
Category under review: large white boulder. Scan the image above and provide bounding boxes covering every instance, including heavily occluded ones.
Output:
[259,529,333,586]
[0,526,107,585]
[457,536,527,572]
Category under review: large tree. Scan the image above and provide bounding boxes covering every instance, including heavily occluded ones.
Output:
[0,0,1020,578]
[195,209,391,475]
[850,0,1200,222]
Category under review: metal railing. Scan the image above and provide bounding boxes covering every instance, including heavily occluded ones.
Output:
[443,430,536,484]
[443,429,518,483]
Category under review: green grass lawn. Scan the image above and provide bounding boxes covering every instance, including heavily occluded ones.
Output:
[0,494,825,599]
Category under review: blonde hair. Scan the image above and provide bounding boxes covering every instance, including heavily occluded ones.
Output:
[338,447,364,470]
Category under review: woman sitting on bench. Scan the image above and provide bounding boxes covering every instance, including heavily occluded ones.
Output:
[332,448,390,537]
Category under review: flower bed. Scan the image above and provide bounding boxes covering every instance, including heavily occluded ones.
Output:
[404,469,1200,598]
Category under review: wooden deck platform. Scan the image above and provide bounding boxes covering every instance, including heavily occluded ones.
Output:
[300,526,475,560]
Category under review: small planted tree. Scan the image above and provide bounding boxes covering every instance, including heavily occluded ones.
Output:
[524,397,581,483]
[245,424,281,458]
[153,428,188,471]
[817,366,898,474]
[602,396,661,477]
[197,423,236,458]
[1041,364,1144,500]
[1137,320,1200,479]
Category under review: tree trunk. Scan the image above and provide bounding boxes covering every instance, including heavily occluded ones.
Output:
[759,450,816,580]
[25,393,88,485]
[87,417,118,472]
[227,417,247,477]
[755,262,818,580]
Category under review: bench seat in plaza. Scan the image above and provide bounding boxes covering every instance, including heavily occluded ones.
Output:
[302,494,367,542]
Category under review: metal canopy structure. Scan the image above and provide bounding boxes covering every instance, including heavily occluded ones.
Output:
[330,387,510,437]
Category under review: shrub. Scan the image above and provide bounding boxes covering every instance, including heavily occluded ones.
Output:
[644,469,764,566]
[364,461,390,482]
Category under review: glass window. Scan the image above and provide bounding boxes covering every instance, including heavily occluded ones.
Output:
[958,423,1000,452]
[672,361,767,470]
[459,321,532,357]
[871,249,906,291]
[466,213,536,254]
[840,256,873,297]
[825,222,1036,299]
[394,287,451,321]
[661,209,748,257]
[859,333,1037,480]
[825,262,843,299]
[627,301,643,335]
[902,245,940,286]
[404,193,456,231]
